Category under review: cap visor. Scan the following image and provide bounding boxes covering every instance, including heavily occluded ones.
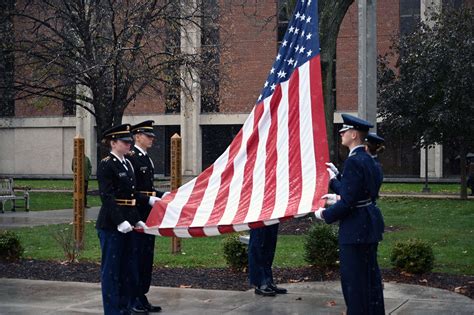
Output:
[143,131,156,137]
[117,137,133,143]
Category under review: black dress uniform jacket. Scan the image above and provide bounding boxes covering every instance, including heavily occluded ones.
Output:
[324,146,384,244]
[96,153,148,229]
[127,147,165,220]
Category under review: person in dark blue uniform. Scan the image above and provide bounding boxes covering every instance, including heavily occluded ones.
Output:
[316,114,385,315]
[365,133,385,190]
[96,123,153,315]
[248,224,287,296]
[127,120,166,313]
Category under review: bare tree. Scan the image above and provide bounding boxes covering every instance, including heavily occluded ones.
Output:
[9,0,219,146]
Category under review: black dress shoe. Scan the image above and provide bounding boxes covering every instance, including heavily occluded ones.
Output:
[130,305,148,314]
[254,286,276,296]
[143,303,162,313]
[268,283,288,294]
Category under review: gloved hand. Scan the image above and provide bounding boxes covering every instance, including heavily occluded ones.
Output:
[162,191,170,198]
[148,196,160,206]
[314,207,325,220]
[117,220,133,233]
[325,162,339,176]
[327,168,336,180]
[322,193,338,206]
[135,221,149,229]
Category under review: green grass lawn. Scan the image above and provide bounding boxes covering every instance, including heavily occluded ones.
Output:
[380,183,461,194]
[14,179,463,195]
[9,197,473,275]
[18,192,101,211]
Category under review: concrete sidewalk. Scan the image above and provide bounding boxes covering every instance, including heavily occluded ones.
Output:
[0,207,100,229]
[0,278,472,314]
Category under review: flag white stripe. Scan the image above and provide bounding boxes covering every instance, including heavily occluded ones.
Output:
[271,80,290,219]
[159,177,197,228]
[244,98,272,223]
[297,61,317,215]
[218,109,255,225]
[190,147,230,227]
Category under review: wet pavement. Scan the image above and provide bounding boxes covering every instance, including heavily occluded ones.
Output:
[0,278,472,314]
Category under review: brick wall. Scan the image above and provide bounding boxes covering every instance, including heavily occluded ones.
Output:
[336,0,400,111]
[218,1,277,113]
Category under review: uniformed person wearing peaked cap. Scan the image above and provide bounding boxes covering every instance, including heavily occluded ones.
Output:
[317,114,385,315]
[127,120,165,313]
[96,123,153,315]
[365,133,385,190]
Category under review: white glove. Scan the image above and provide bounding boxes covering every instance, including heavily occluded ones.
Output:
[117,220,133,233]
[327,168,336,180]
[322,193,337,206]
[148,196,160,206]
[162,191,170,198]
[135,221,149,229]
[325,162,339,176]
[314,207,325,220]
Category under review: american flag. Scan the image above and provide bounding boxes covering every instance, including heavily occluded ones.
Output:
[144,0,328,237]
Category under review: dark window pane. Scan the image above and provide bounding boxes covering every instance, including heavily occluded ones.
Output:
[201,125,242,170]
[0,0,15,117]
[148,125,181,177]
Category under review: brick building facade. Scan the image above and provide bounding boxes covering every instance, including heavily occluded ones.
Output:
[0,0,470,178]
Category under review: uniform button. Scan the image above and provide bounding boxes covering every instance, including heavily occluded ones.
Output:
[131,194,134,197]
[132,186,135,189]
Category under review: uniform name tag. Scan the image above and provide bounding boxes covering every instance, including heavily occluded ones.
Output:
[140,166,148,171]
[119,172,127,177]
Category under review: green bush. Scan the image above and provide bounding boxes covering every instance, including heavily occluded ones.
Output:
[0,230,24,262]
[304,223,339,268]
[222,233,248,271]
[390,238,434,274]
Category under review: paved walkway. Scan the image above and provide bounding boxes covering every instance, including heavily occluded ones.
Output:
[0,278,472,314]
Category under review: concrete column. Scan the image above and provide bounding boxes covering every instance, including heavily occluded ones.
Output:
[357,0,377,130]
[180,0,202,176]
[419,0,443,179]
[75,85,96,174]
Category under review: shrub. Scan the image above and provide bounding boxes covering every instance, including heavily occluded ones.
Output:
[0,230,24,262]
[222,233,248,271]
[390,238,434,274]
[52,227,82,263]
[304,223,339,268]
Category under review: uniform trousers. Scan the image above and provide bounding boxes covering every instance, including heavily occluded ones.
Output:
[339,243,385,315]
[248,224,279,287]
[129,231,156,307]
[98,229,134,315]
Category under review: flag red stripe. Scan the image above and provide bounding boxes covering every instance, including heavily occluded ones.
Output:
[285,69,303,217]
[204,130,244,225]
[231,103,265,224]
[310,56,330,208]
[175,165,214,227]
[258,86,282,221]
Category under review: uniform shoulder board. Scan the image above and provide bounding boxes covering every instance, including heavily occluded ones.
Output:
[126,151,136,157]
[101,156,111,162]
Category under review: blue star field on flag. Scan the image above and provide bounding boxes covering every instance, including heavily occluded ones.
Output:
[257,0,320,103]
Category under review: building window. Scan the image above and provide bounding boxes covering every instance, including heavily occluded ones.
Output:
[147,125,181,177]
[0,0,15,117]
[201,124,242,170]
[400,0,421,36]
[201,0,220,113]
[277,0,295,48]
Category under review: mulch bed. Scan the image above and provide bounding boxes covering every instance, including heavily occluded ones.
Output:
[0,260,472,299]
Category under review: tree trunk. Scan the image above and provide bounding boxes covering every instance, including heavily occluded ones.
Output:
[319,0,354,160]
[459,144,467,200]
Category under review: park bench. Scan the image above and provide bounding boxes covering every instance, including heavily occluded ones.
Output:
[0,178,30,213]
